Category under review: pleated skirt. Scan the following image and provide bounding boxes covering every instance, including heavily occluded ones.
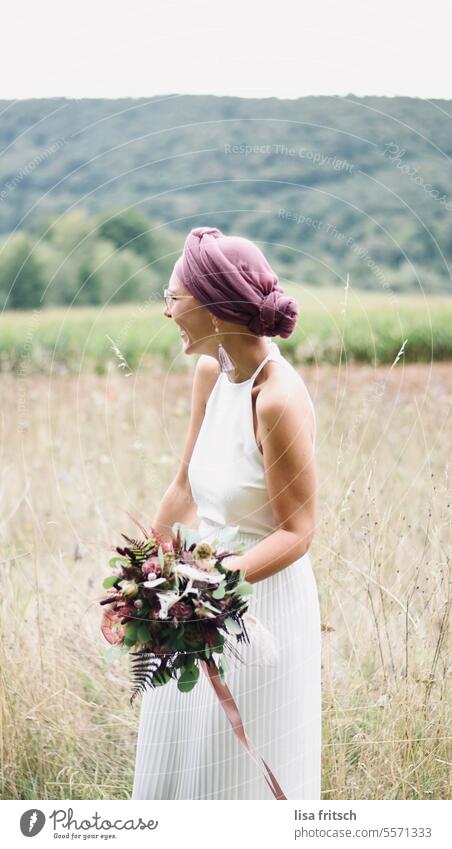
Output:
[131,527,322,800]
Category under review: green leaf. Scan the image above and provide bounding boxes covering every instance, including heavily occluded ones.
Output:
[217,525,241,544]
[102,575,118,589]
[212,583,226,599]
[218,662,225,683]
[224,617,242,635]
[125,622,139,641]
[177,663,200,693]
[234,581,253,596]
[137,623,151,643]
[204,643,211,659]
[109,556,128,569]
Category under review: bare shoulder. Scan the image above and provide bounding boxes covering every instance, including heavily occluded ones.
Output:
[256,359,316,445]
[193,354,221,406]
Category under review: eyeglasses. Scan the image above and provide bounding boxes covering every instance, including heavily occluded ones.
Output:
[163,288,193,311]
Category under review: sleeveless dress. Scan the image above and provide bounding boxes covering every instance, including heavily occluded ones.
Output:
[132,341,322,800]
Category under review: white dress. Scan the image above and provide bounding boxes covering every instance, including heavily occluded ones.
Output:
[132,341,322,800]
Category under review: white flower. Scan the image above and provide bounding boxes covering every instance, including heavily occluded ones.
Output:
[175,562,224,585]
[142,577,167,589]
[156,591,180,619]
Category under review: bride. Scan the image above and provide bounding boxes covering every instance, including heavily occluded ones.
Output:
[109,225,321,799]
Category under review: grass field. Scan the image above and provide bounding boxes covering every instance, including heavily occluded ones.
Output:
[1,284,452,373]
[1,357,450,800]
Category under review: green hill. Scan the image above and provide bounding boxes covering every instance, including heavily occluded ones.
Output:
[0,95,451,303]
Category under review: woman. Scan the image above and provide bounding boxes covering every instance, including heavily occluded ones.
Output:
[130,226,321,799]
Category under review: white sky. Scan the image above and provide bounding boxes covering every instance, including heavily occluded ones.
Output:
[2,0,451,100]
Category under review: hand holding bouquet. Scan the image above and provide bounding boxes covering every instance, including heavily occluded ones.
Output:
[98,517,286,800]
[99,519,252,704]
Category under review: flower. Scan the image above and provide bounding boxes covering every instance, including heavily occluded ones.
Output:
[120,579,139,599]
[196,556,218,573]
[175,562,224,584]
[142,577,166,589]
[142,556,161,576]
[156,590,180,619]
[194,604,217,619]
[171,600,193,620]
[193,542,214,561]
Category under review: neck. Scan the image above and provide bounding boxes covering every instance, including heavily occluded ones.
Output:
[215,335,272,383]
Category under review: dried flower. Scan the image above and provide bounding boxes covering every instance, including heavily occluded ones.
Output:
[193,542,214,561]
[120,579,139,599]
[171,600,193,621]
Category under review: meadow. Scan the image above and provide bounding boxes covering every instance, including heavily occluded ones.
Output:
[0,330,450,799]
[1,284,452,375]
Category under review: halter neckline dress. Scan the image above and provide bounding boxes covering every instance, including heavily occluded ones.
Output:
[132,341,322,800]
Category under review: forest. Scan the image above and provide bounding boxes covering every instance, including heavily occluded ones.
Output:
[1,94,451,310]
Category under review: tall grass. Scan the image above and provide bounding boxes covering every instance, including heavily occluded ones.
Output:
[1,285,452,374]
[0,358,450,799]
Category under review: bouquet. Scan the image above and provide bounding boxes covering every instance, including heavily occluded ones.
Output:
[99,518,252,704]
[99,516,287,800]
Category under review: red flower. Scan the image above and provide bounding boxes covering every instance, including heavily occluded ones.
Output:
[171,600,193,620]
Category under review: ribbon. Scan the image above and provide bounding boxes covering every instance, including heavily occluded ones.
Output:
[199,656,287,800]
[100,601,287,798]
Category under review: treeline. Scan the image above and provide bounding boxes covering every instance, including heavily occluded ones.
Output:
[1,95,452,300]
[0,209,179,309]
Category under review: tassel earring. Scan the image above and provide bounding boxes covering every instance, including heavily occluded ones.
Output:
[214,325,235,372]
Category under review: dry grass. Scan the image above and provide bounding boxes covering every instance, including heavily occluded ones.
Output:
[0,360,451,799]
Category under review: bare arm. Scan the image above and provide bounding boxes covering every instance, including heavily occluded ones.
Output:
[150,354,221,544]
[228,383,317,584]
[150,478,198,543]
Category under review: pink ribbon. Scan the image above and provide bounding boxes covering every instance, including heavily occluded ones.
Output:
[199,656,287,800]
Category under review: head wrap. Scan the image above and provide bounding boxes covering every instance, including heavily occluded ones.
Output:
[173,226,299,338]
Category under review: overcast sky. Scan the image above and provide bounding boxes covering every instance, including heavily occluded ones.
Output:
[2,0,451,100]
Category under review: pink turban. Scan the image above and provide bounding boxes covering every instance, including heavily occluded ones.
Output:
[173,226,299,338]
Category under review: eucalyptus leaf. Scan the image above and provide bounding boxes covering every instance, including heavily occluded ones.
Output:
[212,583,226,599]
[177,663,200,693]
[216,525,241,545]
[224,617,242,635]
[234,581,253,596]
[109,556,128,569]
[172,522,201,549]
[102,575,118,589]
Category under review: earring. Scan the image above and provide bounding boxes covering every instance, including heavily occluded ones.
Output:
[214,325,235,372]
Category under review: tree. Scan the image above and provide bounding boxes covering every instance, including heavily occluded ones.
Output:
[0,233,46,309]
[96,208,157,261]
